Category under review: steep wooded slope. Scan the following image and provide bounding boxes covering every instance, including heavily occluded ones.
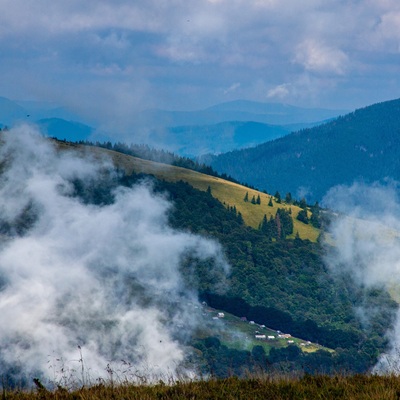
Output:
[205,98,400,202]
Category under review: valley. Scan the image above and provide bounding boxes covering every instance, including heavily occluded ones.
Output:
[2,1,400,396]
[51,136,396,378]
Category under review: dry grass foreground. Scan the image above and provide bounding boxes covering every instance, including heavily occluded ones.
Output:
[5,375,400,399]
[58,143,320,242]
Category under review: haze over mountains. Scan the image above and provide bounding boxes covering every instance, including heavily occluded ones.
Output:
[0,96,94,142]
[0,96,345,156]
[137,100,346,127]
[4,94,400,205]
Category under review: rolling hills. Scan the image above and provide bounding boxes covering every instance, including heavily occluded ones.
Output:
[69,141,396,375]
[0,131,396,382]
[203,98,400,202]
[59,141,320,241]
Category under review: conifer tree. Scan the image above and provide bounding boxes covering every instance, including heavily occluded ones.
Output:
[256,194,261,205]
[297,208,309,224]
[275,212,282,239]
[268,196,273,207]
[276,208,294,238]
[260,214,268,233]
[244,192,249,202]
[310,201,321,228]
[251,195,256,204]
[299,197,307,210]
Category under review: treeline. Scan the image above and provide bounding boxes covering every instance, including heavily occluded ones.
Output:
[205,98,400,202]
[201,293,363,350]
[194,334,371,377]
[67,139,320,209]
[75,140,242,185]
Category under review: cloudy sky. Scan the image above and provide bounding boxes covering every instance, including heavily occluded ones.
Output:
[1,0,400,126]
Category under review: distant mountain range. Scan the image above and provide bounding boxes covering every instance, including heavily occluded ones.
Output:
[144,100,346,156]
[148,121,293,156]
[203,98,400,202]
[0,97,346,156]
[135,101,346,155]
[137,100,347,127]
[0,96,94,142]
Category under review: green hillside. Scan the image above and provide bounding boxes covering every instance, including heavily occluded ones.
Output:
[62,141,395,339]
[59,142,320,242]
[0,136,394,381]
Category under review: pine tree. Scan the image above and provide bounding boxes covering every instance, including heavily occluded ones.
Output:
[275,191,281,203]
[275,212,282,239]
[259,214,268,233]
[269,215,277,238]
[244,192,249,202]
[299,197,307,210]
[256,194,261,205]
[310,201,321,228]
[276,208,294,238]
[297,208,309,224]
[251,195,256,204]
[207,185,212,195]
[285,192,292,204]
[268,197,273,207]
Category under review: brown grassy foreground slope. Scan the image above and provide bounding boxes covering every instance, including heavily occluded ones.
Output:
[6,375,400,400]
[57,142,320,241]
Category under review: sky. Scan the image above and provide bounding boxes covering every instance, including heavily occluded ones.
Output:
[1,0,400,130]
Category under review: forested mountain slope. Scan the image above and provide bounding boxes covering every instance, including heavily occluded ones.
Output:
[58,142,396,374]
[204,98,400,202]
[76,159,397,374]
[0,133,396,378]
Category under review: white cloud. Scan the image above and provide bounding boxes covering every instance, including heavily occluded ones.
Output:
[267,83,290,100]
[322,181,400,374]
[224,82,241,95]
[294,40,349,75]
[0,126,229,385]
[375,11,400,52]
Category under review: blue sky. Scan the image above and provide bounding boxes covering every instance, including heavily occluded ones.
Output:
[1,0,400,133]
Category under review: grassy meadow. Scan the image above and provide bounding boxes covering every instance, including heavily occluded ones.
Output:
[200,306,328,355]
[60,143,320,241]
[6,374,400,399]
